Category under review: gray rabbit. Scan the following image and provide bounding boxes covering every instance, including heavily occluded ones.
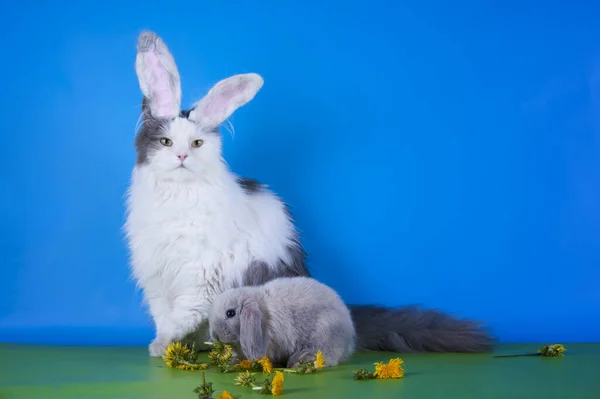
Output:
[208,276,356,368]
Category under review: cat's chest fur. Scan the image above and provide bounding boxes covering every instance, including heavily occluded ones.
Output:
[125,168,249,295]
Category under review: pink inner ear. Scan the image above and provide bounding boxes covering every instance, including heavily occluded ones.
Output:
[144,51,176,117]
[201,85,241,120]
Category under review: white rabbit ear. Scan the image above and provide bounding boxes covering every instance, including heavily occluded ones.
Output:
[240,299,267,361]
[191,73,263,127]
[135,31,182,118]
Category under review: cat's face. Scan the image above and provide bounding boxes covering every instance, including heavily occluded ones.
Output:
[133,31,263,181]
[135,104,223,181]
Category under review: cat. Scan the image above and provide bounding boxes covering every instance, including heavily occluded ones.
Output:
[124,31,493,357]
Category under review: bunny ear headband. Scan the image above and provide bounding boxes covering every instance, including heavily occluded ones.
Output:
[135,31,264,127]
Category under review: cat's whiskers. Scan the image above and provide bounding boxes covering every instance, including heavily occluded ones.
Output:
[223,119,235,139]
[133,112,144,137]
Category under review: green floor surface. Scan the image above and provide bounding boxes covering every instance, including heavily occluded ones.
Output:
[1,343,599,399]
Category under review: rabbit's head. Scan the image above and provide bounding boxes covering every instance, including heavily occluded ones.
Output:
[134,31,263,182]
[208,287,268,361]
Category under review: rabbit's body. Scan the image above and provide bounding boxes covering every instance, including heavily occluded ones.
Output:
[209,277,356,367]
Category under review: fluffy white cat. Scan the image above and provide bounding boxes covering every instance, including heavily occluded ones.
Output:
[125,31,493,357]
[124,32,307,356]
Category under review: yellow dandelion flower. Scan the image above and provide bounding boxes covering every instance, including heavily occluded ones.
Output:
[217,390,234,399]
[258,356,273,374]
[314,350,326,369]
[238,359,253,370]
[539,344,566,357]
[373,358,405,379]
[163,342,189,368]
[271,371,284,396]
[208,341,233,363]
[163,341,191,365]
[162,341,208,370]
[234,370,256,387]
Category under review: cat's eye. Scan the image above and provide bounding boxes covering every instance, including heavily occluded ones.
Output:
[191,139,204,148]
[160,137,172,147]
[225,309,236,318]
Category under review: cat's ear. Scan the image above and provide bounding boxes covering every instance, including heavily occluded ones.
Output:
[135,31,182,119]
[191,73,263,127]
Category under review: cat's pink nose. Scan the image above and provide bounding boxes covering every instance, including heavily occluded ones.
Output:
[177,154,188,161]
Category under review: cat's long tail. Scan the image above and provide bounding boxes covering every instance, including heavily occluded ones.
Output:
[348,305,494,352]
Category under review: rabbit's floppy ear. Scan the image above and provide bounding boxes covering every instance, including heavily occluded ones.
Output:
[135,31,182,118]
[191,73,263,128]
[239,299,267,360]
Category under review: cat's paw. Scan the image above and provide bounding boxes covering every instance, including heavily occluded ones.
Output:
[149,338,170,357]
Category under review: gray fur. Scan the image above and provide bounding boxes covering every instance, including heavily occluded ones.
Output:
[251,265,493,353]
[278,205,310,278]
[241,261,281,287]
[209,277,356,367]
[241,244,308,287]
[236,177,263,193]
[238,297,267,360]
[134,99,221,165]
[348,304,494,353]
[134,97,168,164]
[236,183,309,287]
[278,239,309,278]
[137,31,159,53]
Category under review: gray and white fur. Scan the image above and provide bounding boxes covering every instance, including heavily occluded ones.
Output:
[127,30,494,357]
[209,277,356,367]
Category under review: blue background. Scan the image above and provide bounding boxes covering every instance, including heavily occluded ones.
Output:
[1,0,599,346]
